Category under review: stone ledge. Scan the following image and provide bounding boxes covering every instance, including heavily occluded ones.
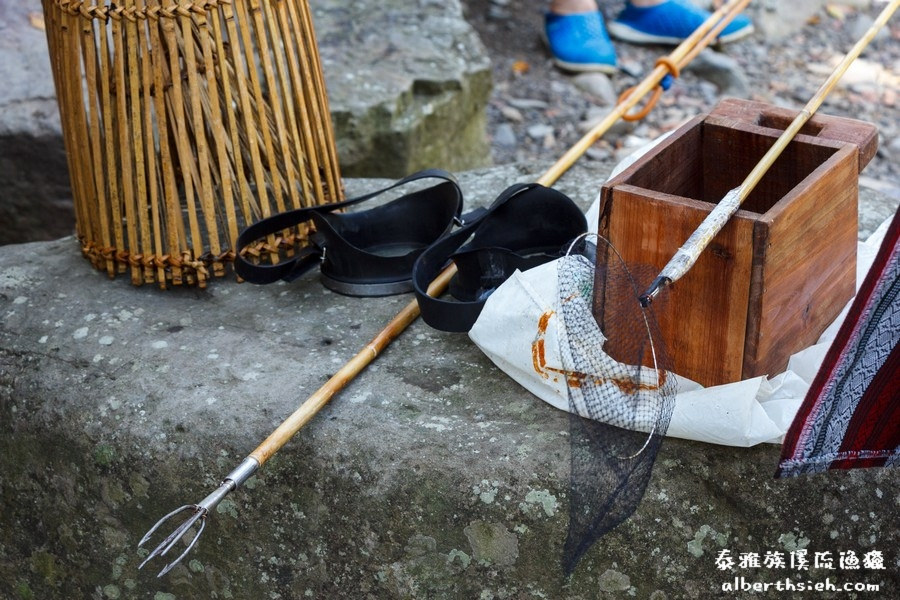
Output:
[1,163,898,599]
[314,0,492,177]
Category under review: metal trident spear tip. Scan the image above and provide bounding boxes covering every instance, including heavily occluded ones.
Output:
[138,504,209,577]
[138,457,259,577]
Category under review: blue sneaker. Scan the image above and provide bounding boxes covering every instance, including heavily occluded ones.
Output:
[545,11,617,73]
[608,0,754,45]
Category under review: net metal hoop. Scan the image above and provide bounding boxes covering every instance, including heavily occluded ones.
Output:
[563,232,666,459]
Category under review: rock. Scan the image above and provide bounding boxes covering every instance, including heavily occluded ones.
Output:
[507,98,549,110]
[541,130,557,150]
[0,0,73,245]
[614,135,654,162]
[580,105,635,137]
[618,60,644,78]
[3,163,898,598]
[487,5,508,20]
[749,0,829,40]
[462,521,519,566]
[697,80,720,105]
[848,13,891,45]
[0,134,74,246]
[498,105,524,122]
[0,2,59,137]
[888,135,900,155]
[550,80,571,95]
[314,0,492,177]
[493,123,517,147]
[859,178,900,241]
[686,49,751,98]
[572,72,619,106]
[526,123,554,140]
[586,146,613,162]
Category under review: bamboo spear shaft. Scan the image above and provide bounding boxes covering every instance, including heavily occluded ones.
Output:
[139,0,753,576]
[248,264,457,464]
[640,0,900,306]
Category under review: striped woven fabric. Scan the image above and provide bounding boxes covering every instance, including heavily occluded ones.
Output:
[777,208,900,478]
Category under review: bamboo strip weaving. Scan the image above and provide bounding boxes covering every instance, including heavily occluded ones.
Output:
[41,0,343,288]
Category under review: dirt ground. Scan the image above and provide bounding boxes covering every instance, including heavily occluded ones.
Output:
[460,0,900,194]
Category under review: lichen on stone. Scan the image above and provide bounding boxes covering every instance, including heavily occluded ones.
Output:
[519,489,558,518]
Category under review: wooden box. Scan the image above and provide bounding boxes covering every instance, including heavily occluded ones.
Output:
[594,98,877,387]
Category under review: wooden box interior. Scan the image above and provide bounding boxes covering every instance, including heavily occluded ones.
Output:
[622,120,840,215]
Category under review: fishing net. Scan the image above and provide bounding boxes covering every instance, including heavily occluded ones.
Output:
[556,237,677,575]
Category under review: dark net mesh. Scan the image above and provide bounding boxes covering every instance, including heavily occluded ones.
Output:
[556,239,677,575]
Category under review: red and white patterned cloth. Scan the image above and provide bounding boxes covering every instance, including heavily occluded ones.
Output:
[777,208,900,477]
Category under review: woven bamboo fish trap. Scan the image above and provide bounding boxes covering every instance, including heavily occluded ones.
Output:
[41,0,343,288]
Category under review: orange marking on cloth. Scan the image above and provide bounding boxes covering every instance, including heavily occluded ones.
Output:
[531,309,667,394]
[532,309,555,379]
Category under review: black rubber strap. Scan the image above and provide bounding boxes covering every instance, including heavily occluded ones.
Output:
[234,169,460,284]
[411,209,497,332]
[412,183,586,332]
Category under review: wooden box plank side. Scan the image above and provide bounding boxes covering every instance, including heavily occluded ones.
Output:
[599,185,756,386]
[710,97,879,172]
[742,145,859,378]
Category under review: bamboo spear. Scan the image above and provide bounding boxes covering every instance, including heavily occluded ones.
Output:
[138,0,752,576]
[641,0,900,305]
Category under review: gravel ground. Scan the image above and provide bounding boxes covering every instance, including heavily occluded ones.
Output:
[460,0,900,195]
